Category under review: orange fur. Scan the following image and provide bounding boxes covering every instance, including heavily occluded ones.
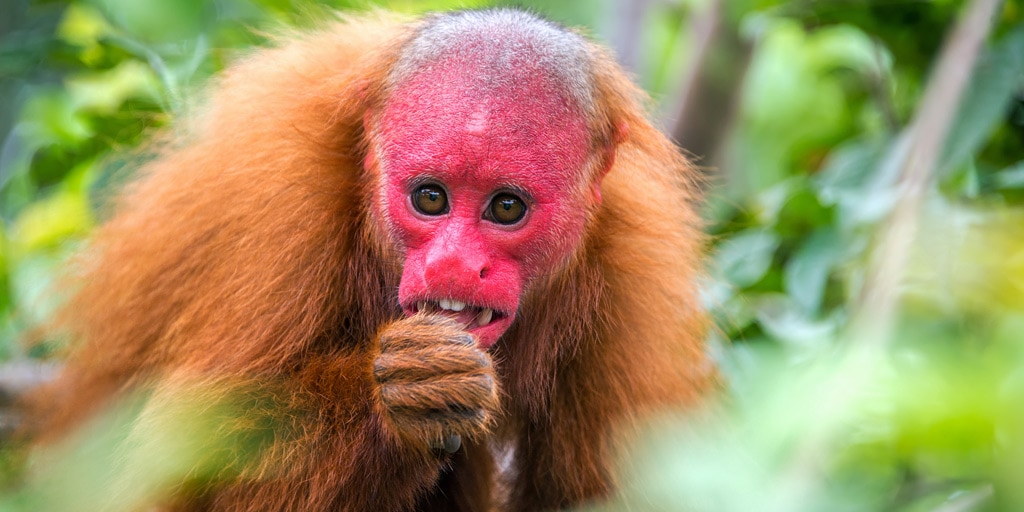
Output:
[29,10,712,512]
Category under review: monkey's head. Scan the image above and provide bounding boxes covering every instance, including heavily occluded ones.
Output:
[365,11,617,349]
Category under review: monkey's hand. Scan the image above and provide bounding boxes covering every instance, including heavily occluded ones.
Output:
[373,314,499,453]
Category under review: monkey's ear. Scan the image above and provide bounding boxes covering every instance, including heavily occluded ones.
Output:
[591,121,629,205]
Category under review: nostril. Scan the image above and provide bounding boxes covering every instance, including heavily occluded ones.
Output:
[479,268,487,279]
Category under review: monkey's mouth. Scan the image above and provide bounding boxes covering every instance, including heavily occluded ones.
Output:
[404,299,512,349]
[411,299,504,328]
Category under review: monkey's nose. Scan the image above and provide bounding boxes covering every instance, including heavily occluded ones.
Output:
[424,250,490,289]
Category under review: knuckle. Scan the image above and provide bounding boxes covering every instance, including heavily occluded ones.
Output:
[372,357,391,382]
[448,332,476,347]
[375,346,492,384]
[379,373,497,414]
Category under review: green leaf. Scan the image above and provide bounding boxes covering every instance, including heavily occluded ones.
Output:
[0,225,9,316]
[993,160,1024,189]
[940,27,1024,175]
[714,228,780,288]
[95,0,212,43]
[814,137,902,229]
[784,228,845,314]
[57,3,114,48]
[753,294,838,351]
[9,187,94,259]
[8,253,66,331]
[66,61,161,114]
[19,91,93,147]
[730,20,871,194]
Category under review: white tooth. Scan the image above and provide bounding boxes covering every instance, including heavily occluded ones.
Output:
[476,308,493,326]
[439,299,451,310]
[449,300,466,312]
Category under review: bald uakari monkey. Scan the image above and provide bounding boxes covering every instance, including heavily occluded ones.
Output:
[31,8,711,511]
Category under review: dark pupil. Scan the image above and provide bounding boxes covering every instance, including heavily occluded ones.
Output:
[414,185,447,215]
[491,194,525,224]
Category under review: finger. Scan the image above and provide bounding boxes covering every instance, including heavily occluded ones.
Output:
[378,315,476,351]
[379,372,497,415]
[373,346,491,383]
[389,407,488,440]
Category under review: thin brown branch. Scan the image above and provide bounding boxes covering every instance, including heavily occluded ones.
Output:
[770,0,1004,504]
[665,0,753,165]
[850,0,1003,345]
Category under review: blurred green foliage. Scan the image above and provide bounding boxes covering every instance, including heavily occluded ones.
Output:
[0,0,1023,510]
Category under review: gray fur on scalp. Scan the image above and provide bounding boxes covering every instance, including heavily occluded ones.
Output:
[388,9,596,115]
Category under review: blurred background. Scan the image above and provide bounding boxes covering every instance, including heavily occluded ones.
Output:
[0,0,1023,510]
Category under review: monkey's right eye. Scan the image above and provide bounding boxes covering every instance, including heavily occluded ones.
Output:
[412,184,448,215]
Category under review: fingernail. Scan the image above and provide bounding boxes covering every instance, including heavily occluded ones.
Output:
[442,434,462,454]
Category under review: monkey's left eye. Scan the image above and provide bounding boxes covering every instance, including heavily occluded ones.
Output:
[412,184,448,215]
[487,193,527,225]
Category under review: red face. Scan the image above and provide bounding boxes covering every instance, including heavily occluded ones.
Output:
[371,59,594,349]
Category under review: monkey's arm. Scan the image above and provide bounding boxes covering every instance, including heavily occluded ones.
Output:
[179,315,498,511]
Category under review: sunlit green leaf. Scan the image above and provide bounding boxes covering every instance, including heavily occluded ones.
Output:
[19,91,93,147]
[908,203,1024,314]
[66,61,161,114]
[9,189,93,260]
[57,3,113,47]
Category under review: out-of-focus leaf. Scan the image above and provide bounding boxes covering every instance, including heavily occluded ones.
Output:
[774,180,833,238]
[57,3,113,47]
[0,225,9,315]
[753,180,793,225]
[94,0,211,43]
[907,202,1024,314]
[993,160,1024,189]
[945,158,982,198]
[784,228,845,314]
[729,21,878,195]
[714,228,779,288]
[805,23,891,77]
[815,136,906,229]
[18,91,93,148]
[602,329,1017,511]
[57,2,114,66]
[5,163,94,329]
[815,138,890,198]
[66,61,161,114]
[7,253,66,332]
[704,277,757,337]
[9,188,93,259]
[753,294,838,351]
[9,382,278,511]
[387,0,493,13]
[940,27,1024,175]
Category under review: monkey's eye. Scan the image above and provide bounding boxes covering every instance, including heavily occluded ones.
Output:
[412,184,448,215]
[487,193,527,225]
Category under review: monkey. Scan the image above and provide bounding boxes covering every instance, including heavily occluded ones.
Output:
[29,8,711,511]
